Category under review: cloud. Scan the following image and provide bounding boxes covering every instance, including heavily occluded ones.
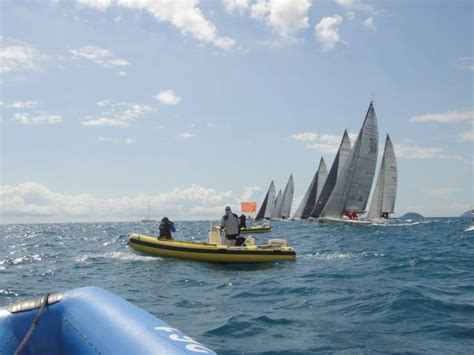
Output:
[240,186,261,201]
[70,45,129,67]
[0,39,46,74]
[250,0,311,42]
[77,0,235,50]
[335,0,376,15]
[409,109,473,123]
[77,0,112,11]
[154,90,182,105]
[456,57,473,71]
[315,15,344,51]
[118,71,127,76]
[457,128,474,142]
[0,181,248,222]
[98,136,136,144]
[394,144,471,165]
[223,0,250,15]
[11,112,63,125]
[292,132,357,153]
[177,132,194,139]
[81,100,154,127]
[291,132,318,141]
[0,100,38,109]
[363,17,376,31]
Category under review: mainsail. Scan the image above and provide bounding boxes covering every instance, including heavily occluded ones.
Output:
[279,174,295,219]
[255,181,276,220]
[321,102,379,218]
[367,134,397,220]
[293,158,328,219]
[272,190,283,218]
[310,130,352,218]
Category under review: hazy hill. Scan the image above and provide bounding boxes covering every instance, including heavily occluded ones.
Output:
[400,212,424,220]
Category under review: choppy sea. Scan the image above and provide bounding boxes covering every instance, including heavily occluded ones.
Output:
[1,218,473,354]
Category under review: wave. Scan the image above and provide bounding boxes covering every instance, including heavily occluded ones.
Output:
[299,251,384,261]
[75,251,160,263]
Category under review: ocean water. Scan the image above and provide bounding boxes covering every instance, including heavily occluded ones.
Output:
[1,219,473,354]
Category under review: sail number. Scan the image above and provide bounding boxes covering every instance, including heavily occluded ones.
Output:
[369,137,377,154]
[154,326,214,354]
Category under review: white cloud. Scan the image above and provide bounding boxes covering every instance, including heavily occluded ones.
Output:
[315,15,344,52]
[250,0,311,42]
[0,40,46,74]
[291,132,318,141]
[457,129,474,142]
[77,0,235,50]
[335,0,376,15]
[11,112,63,125]
[409,109,473,124]
[1,100,38,109]
[81,101,154,127]
[118,71,127,76]
[0,181,248,222]
[456,57,473,71]
[223,0,250,15]
[293,132,357,153]
[98,136,136,144]
[154,90,182,105]
[363,17,376,31]
[177,132,194,139]
[70,45,129,67]
[77,0,112,11]
[240,186,261,201]
[394,144,443,159]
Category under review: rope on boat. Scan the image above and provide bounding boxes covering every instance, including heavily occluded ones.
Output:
[14,293,51,355]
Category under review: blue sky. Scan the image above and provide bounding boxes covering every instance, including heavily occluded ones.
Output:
[1,0,472,223]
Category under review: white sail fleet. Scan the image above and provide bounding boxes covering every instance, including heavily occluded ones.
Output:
[256,102,398,225]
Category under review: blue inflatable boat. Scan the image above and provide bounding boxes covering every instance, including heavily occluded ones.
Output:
[0,286,215,354]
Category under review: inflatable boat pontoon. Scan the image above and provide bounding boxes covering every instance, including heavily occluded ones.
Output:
[0,286,214,355]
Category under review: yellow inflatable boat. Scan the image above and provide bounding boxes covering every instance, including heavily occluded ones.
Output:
[128,233,295,263]
[240,224,272,234]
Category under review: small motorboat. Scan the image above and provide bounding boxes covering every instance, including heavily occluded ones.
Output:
[128,226,295,263]
[240,224,272,234]
[0,286,215,355]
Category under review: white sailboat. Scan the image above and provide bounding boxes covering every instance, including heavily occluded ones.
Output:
[279,174,294,219]
[319,102,379,225]
[255,181,276,220]
[367,134,398,222]
[141,201,156,223]
[293,158,327,220]
[272,190,283,219]
[310,130,352,219]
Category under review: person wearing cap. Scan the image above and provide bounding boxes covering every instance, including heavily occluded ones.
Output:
[159,217,175,239]
[220,206,242,246]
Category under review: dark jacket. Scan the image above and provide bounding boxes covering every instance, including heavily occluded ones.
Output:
[159,220,176,238]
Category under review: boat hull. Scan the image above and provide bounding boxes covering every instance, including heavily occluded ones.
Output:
[0,286,214,355]
[318,217,372,225]
[240,225,272,234]
[128,234,296,263]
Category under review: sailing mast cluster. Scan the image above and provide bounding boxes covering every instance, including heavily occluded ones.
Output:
[256,102,398,224]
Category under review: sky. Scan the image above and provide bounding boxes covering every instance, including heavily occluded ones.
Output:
[0,0,473,223]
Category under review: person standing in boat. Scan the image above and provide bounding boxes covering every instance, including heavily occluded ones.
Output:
[239,214,247,229]
[159,217,175,239]
[221,206,243,246]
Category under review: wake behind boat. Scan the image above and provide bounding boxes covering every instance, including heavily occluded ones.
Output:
[128,227,295,263]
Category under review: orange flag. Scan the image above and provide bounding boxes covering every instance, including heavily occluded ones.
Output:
[240,201,257,213]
